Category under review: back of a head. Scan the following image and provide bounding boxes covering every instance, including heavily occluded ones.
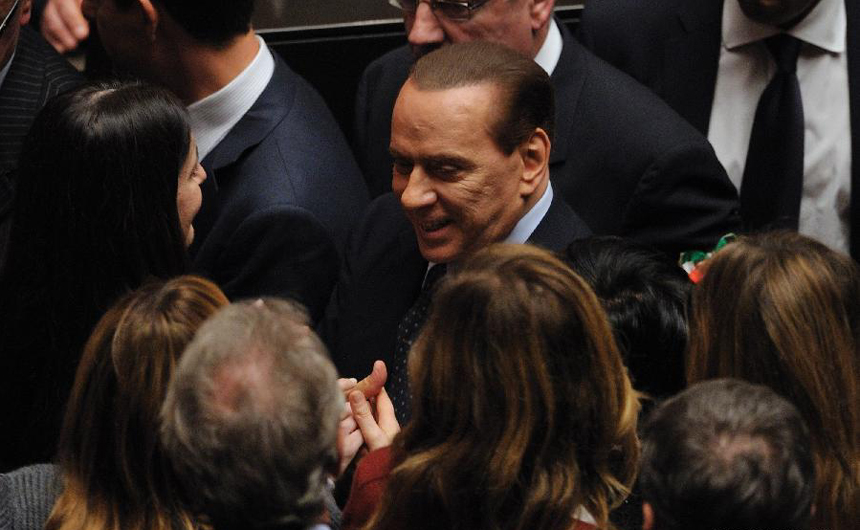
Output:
[410,41,555,154]
[369,244,640,530]
[160,299,342,530]
[46,275,228,530]
[640,378,815,530]
[113,0,254,47]
[687,231,860,529]
[562,236,690,398]
[3,81,191,320]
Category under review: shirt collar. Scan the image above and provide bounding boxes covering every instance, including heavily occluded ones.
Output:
[187,35,275,160]
[0,50,15,90]
[723,0,845,53]
[534,19,563,75]
[504,181,554,245]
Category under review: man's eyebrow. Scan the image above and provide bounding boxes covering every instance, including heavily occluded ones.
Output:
[421,154,476,170]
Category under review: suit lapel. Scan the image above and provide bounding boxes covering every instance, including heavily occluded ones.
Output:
[661,0,724,135]
[846,0,860,257]
[192,55,295,253]
[528,194,591,251]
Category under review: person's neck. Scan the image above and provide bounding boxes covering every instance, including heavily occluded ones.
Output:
[152,30,260,105]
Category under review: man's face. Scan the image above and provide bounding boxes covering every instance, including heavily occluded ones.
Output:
[82,0,150,74]
[0,0,30,71]
[390,80,527,264]
[405,0,547,59]
[737,0,822,28]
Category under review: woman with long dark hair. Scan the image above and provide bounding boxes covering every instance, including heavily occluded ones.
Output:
[0,82,206,470]
[342,244,641,530]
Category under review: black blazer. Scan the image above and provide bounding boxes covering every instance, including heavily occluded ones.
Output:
[580,0,860,257]
[0,27,82,268]
[323,191,592,379]
[191,54,369,322]
[353,23,741,257]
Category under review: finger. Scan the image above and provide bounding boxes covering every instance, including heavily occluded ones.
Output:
[349,390,389,451]
[56,0,90,41]
[375,387,401,435]
[338,377,358,394]
[353,360,387,398]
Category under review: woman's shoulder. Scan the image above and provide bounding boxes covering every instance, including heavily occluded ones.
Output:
[0,464,62,530]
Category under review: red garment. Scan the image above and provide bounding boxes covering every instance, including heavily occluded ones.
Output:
[340,447,598,530]
[341,447,393,530]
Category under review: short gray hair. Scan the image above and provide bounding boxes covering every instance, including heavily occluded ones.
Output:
[160,299,342,530]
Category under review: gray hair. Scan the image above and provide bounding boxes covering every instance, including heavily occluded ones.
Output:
[160,298,342,530]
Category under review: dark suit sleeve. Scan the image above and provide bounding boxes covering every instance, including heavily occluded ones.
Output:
[213,204,339,323]
[622,137,741,257]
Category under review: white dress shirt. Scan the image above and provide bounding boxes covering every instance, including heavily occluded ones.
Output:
[534,19,563,76]
[708,0,851,253]
[187,35,275,161]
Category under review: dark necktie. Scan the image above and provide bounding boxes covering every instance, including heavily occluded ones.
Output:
[740,34,804,231]
[389,263,447,424]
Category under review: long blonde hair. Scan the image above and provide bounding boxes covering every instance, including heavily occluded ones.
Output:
[46,275,228,530]
[687,232,860,529]
[366,244,640,530]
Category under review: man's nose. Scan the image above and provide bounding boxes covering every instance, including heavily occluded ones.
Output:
[398,167,437,211]
[407,2,445,48]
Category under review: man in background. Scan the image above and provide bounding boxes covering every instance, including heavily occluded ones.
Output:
[82,0,369,320]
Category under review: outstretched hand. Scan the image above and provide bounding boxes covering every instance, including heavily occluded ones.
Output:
[336,360,392,475]
[348,386,399,452]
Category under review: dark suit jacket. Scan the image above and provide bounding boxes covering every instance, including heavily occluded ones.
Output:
[580,0,860,257]
[191,53,369,322]
[0,26,82,266]
[353,24,741,257]
[324,191,591,379]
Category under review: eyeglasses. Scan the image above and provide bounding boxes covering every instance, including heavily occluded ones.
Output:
[0,0,21,38]
[388,0,492,22]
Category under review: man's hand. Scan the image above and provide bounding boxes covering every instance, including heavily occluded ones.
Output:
[41,0,88,53]
[348,386,399,452]
[338,360,387,399]
[335,360,389,475]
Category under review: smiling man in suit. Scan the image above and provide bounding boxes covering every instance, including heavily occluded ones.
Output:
[326,42,591,418]
[81,0,369,321]
[581,0,858,257]
[354,0,741,258]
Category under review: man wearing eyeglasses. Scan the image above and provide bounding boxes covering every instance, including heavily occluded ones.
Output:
[0,0,81,263]
[354,0,743,258]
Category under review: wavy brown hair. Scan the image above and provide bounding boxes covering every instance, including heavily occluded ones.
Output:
[365,244,640,530]
[45,275,229,530]
[687,231,860,530]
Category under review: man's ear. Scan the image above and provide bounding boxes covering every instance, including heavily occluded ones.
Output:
[518,127,551,196]
[529,0,556,31]
[138,0,160,41]
[642,502,655,530]
[18,0,31,27]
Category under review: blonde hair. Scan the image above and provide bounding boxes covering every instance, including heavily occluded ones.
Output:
[366,244,640,530]
[687,231,860,529]
[46,276,228,530]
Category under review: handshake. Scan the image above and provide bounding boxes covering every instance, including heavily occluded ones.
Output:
[335,360,400,475]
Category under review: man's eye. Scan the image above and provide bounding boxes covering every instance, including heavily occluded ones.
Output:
[393,160,413,175]
[431,165,461,180]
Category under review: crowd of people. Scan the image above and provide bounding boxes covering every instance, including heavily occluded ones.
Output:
[0,1,857,530]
